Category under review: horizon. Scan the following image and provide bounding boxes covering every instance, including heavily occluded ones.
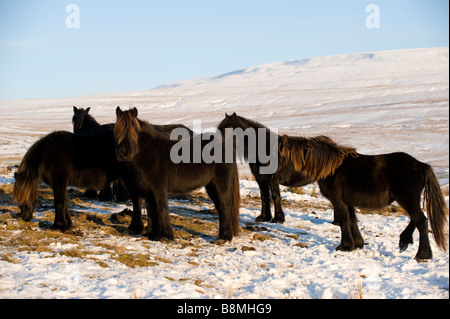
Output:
[0,45,447,102]
[1,0,449,101]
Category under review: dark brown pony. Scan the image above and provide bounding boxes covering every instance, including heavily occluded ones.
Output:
[72,106,114,134]
[72,106,118,200]
[114,107,240,242]
[72,106,193,203]
[13,130,129,231]
[280,135,448,260]
[218,113,314,223]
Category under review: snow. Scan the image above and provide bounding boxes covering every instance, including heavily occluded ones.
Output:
[0,47,448,299]
[0,178,448,299]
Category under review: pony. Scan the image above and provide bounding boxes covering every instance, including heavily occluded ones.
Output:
[280,134,448,260]
[114,107,240,242]
[217,113,314,223]
[72,106,114,134]
[13,130,130,231]
[72,106,193,202]
[72,106,119,200]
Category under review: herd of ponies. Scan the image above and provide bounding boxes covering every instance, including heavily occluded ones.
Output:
[11,106,448,262]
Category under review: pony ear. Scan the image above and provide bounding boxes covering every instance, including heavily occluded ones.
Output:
[86,107,90,113]
[131,107,138,117]
[73,106,78,113]
[231,112,237,119]
[116,106,123,117]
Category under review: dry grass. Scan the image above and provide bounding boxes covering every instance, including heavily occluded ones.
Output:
[1,173,447,272]
[0,179,244,270]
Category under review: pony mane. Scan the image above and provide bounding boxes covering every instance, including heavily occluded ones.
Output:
[218,113,269,131]
[114,109,142,144]
[280,135,358,180]
[217,113,274,163]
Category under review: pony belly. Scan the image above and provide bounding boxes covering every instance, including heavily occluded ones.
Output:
[167,163,217,194]
[344,189,393,209]
[69,169,110,189]
[167,172,213,194]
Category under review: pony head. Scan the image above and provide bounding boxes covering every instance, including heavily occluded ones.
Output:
[13,167,38,222]
[217,112,238,131]
[114,106,141,161]
[72,106,91,133]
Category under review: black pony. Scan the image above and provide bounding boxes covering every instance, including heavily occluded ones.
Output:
[73,106,190,137]
[72,106,119,200]
[218,113,314,223]
[72,106,114,134]
[72,106,192,202]
[280,134,448,260]
[114,107,240,242]
[13,130,129,231]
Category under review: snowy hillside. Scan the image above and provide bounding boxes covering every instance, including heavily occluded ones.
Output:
[0,47,448,299]
[0,47,448,180]
[0,169,448,299]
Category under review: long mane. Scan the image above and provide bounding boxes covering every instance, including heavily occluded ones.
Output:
[280,135,358,180]
[114,110,142,145]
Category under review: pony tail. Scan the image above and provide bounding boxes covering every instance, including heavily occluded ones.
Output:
[13,166,38,208]
[423,164,448,251]
[230,163,241,236]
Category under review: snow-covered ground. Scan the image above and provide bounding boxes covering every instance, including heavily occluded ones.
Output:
[0,172,448,299]
[0,47,448,299]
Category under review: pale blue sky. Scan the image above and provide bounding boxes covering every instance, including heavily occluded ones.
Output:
[0,0,448,100]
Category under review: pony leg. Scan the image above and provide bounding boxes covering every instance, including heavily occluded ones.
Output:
[333,202,357,251]
[113,178,130,202]
[255,179,272,222]
[129,196,145,235]
[348,206,364,249]
[51,183,72,231]
[145,190,174,241]
[98,184,112,201]
[270,180,285,224]
[206,182,233,242]
[399,220,415,252]
[120,176,145,234]
[405,205,432,260]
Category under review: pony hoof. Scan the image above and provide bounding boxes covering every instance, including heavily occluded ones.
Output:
[18,213,33,222]
[399,238,413,253]
[50,223,71,232]
[158,237,173,243]
[415,258,430,263]
[255,215,272,222]
[144,231,174,242]
[399,242,409,253]
[414,251,432,262]
[336,243,355,252]
[217,232,233,243]
[215,239,226,246]
[271,217,285,224]
[128,225,145,235]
